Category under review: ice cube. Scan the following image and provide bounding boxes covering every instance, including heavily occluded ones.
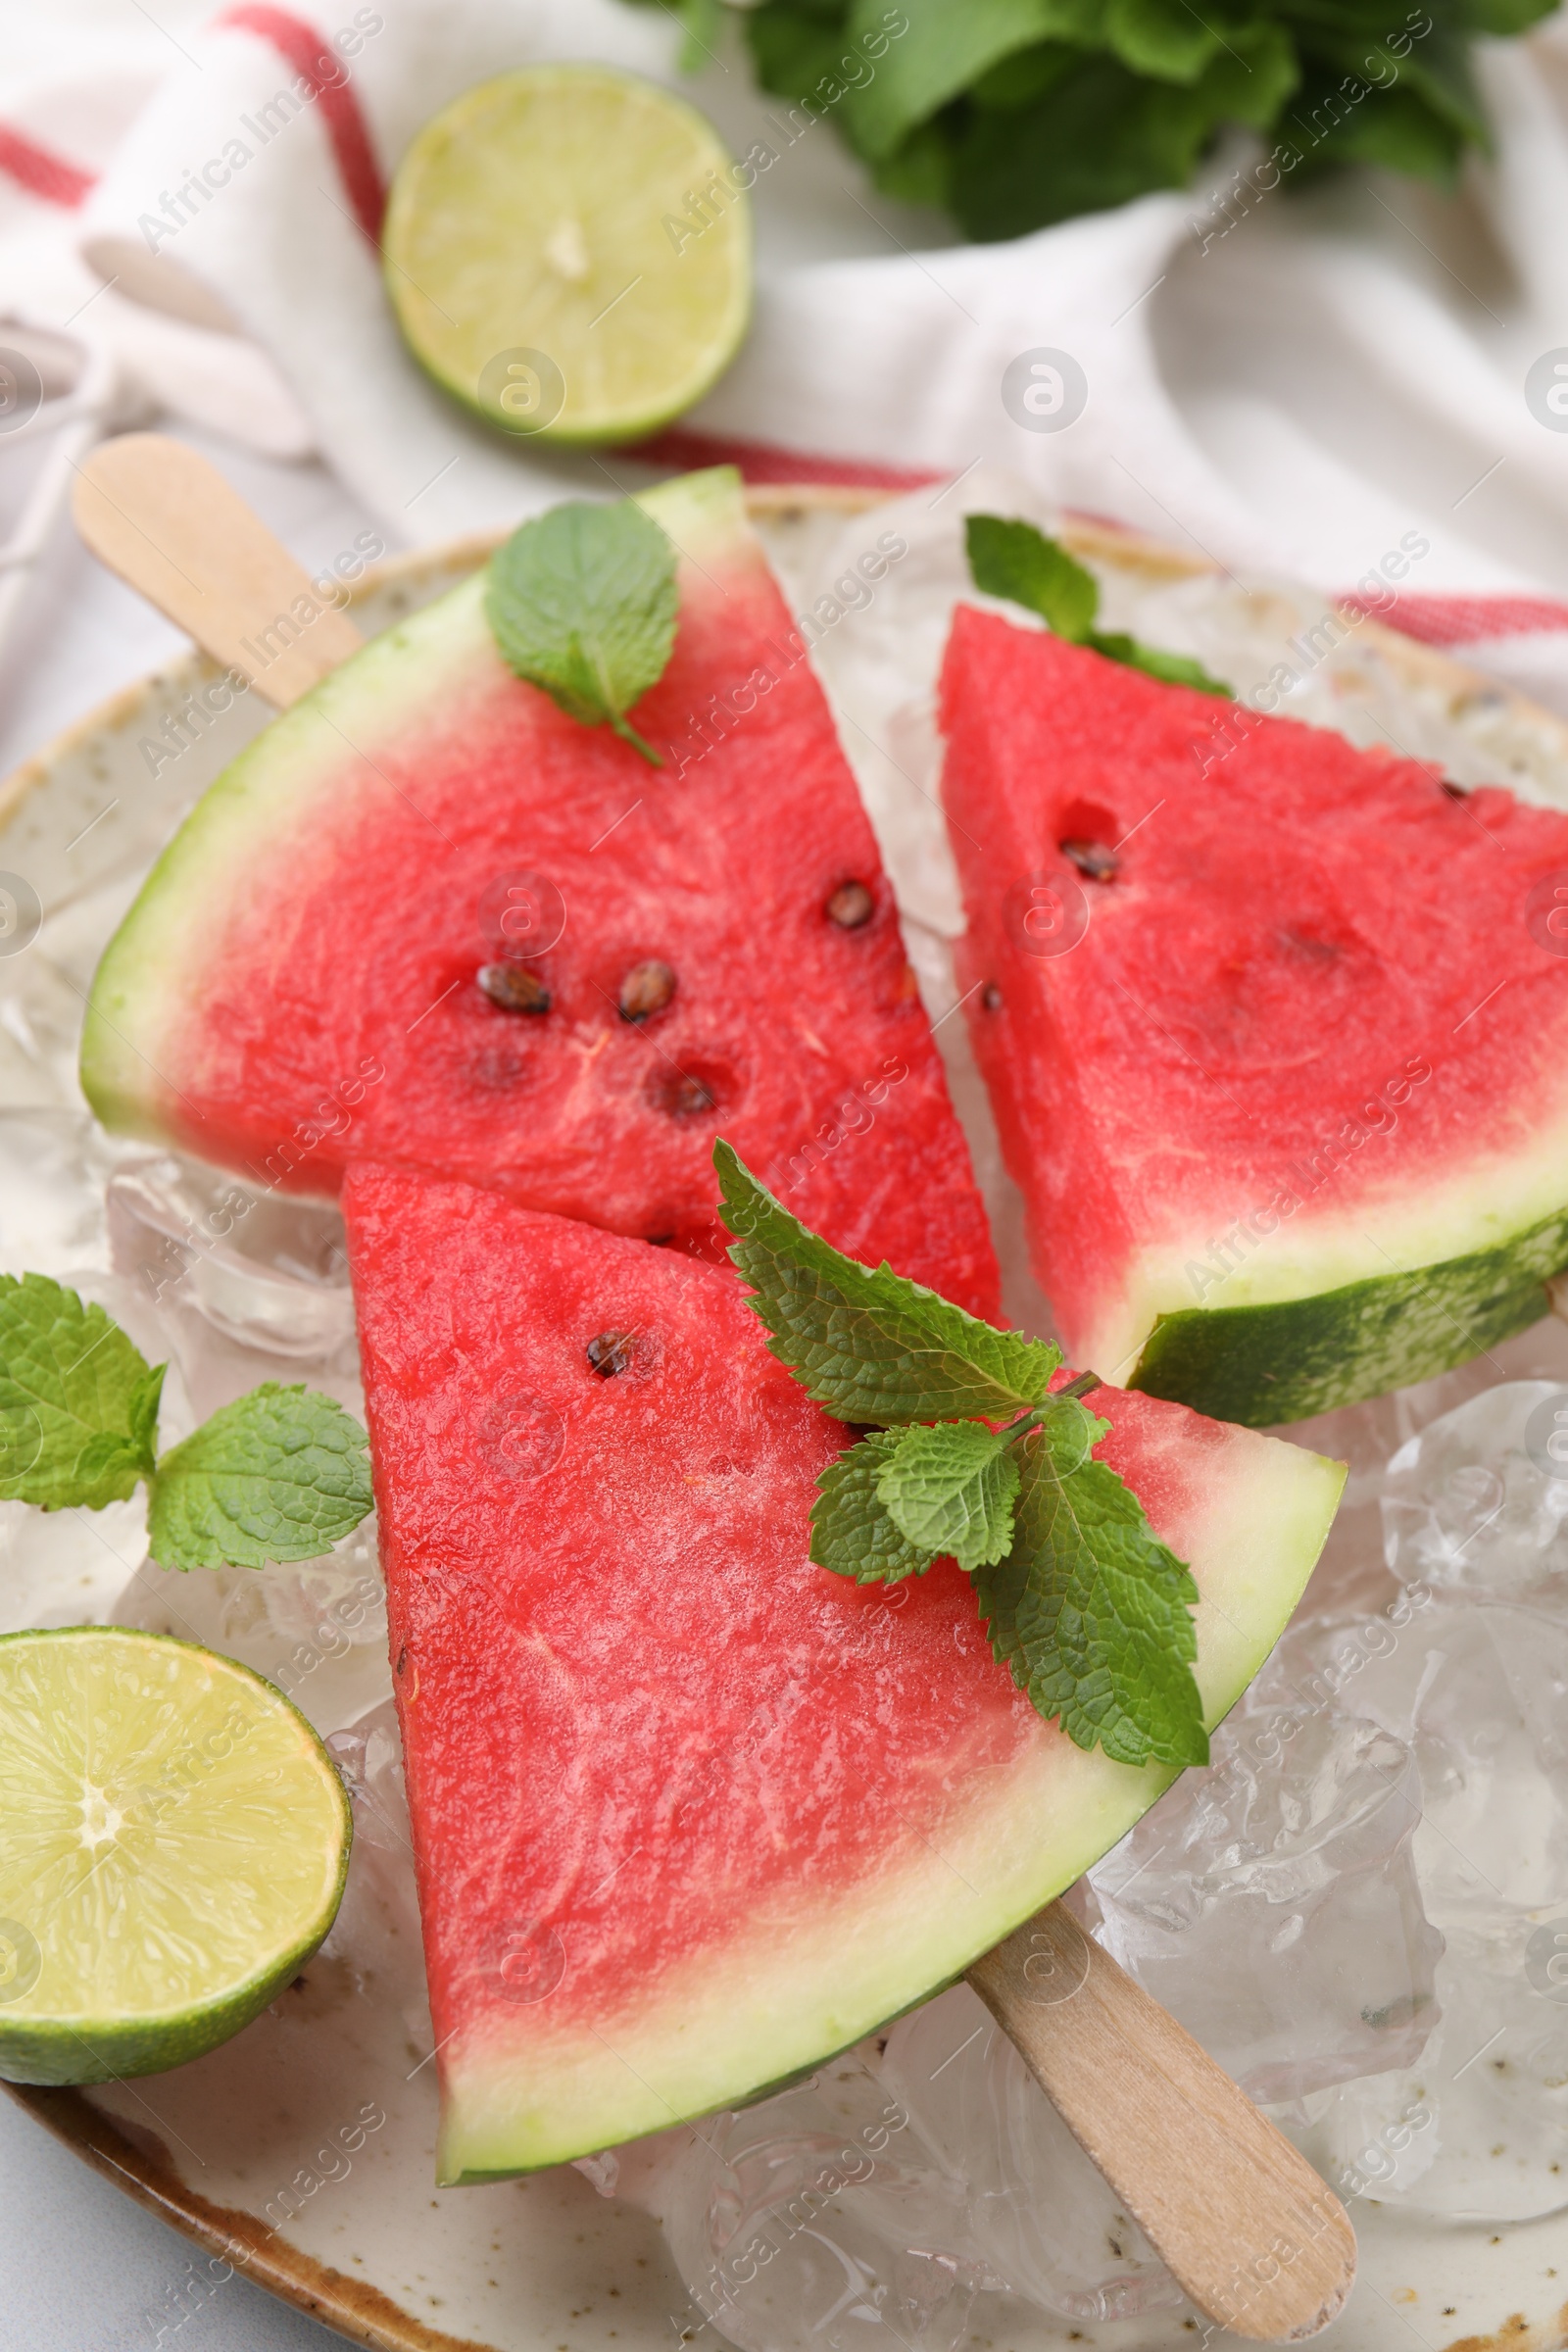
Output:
[0,1109,122,1275]
[1267,1600,1568,1910]
[107,1155,359,1418]
[1272,1600,1568,2218]
[651,1984,1184,2349]
[659,2058,986,2352]
[573,2127,693,2215]
[321,1696,429,2040]
[118,1521,390,1740]
[1090,1705,1441,2104]
[327,1691,411,1849]
[1275,1323,1568,1619]
[1296,1913,1568,2221]
[1382,1381,1568,1599]
[0,953,92,1110]
[876,1984,1182,2324]
[0,1493,149,1633]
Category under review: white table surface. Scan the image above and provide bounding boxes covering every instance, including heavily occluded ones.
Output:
[0,425,383,2352]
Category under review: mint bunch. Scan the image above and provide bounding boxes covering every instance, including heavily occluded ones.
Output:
[966,514,1231,695]
[0,1274,373,1573]
[718,0,1548,237]
[714,1144,1207,1769]
[485,499,678,765]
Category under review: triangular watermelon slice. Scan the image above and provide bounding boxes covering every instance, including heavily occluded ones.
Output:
[941,610,1568,1425]
[342,1160,1344,2181]
[82,470,997,1315]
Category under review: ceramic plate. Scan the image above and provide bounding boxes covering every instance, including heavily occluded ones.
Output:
[6,492,1568,2352]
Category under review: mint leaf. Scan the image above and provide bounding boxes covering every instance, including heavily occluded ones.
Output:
[745,2,857,122]
[671,0,723,71]
[842,0,1068,158]
[877,1419,1020,1570]
[1036,1391,1103,1474]
[974,1421,1207,1769]
[484,499,678,765]
[948,54,1216,233]
[969,20,1104,101]
[0,1275,163,1509]
[966,514,1099,641]
[1104,0,1218,82]
[148,1384,373,1572]
[1197,18,1298,130]
[715,1142,1060,1424]
[811,1432,939,1583]
[128,1361,167,1465]
[965,514,1231,697]
[1089,631,1232,696]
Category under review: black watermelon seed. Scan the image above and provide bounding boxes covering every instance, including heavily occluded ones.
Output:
[982,982,1004,1010]
[1441,780,1469,801]
[479,961,551,1013]
[826,881,875,928]
[619,959,677,1021]
[587,1330,635,1377]
[1060,839,1119,882]
[665,1073,716,1119]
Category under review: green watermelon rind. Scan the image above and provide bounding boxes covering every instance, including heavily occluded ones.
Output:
[435,1426,1346,2180]
[78,468,748,1149]
[1131,1196,1568,1428]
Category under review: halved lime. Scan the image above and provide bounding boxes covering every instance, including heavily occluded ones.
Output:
[0,1627,350,2084]
[383,65,753,446]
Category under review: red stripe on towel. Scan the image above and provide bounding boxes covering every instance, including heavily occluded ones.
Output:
[218,4,385,245]
[0,123,96,208]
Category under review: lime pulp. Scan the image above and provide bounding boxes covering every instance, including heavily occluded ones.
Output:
[382,65,753,447]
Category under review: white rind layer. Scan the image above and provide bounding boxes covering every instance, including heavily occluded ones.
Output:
[1076,1098,1568,1382]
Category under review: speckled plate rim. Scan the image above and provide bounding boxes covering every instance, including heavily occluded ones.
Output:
[4,489,1563,833]
[6,485,1568,2352]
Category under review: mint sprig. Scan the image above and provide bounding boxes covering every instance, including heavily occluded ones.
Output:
[965,514,1232,698]
[723,0,1544,240]
[484,498,678,764]
[715,1146,1207,1770]
[0,1274,373,1574]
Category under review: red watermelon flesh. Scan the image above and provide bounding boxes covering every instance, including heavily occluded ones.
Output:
[342,1160,1344,2180]
[83,469,997,1315]
[940,608,1568,1424]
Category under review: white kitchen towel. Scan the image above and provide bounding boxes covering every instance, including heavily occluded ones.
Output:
[8,0,1568,703]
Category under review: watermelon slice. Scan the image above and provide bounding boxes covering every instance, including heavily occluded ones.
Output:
[941,610,1568,1425]
[82,470,997,1315]
[342,1160,1345,2181]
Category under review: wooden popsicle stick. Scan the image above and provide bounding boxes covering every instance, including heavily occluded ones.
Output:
[72,432,363,708]
[73,431,1357,2342]
[968,1902,1356,2341]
